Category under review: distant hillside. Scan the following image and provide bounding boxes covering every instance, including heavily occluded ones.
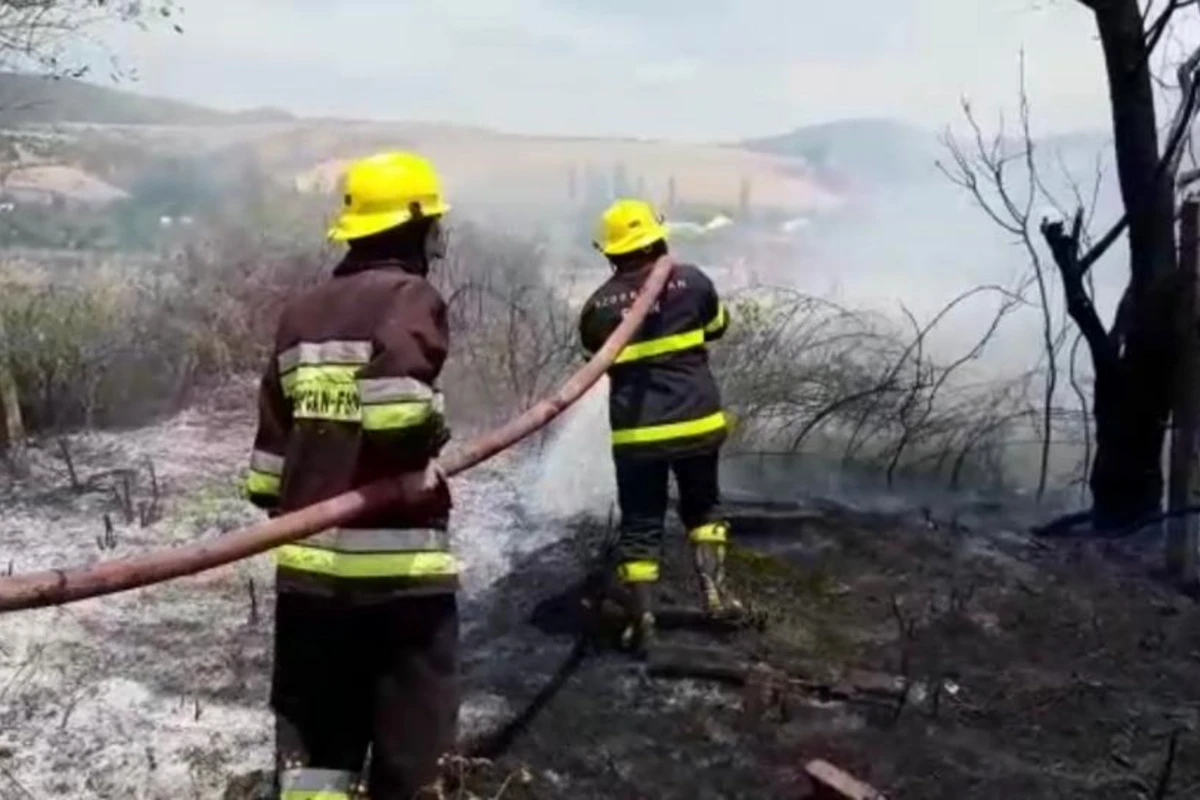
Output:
[740,118,945,184]
[0,73,294,127]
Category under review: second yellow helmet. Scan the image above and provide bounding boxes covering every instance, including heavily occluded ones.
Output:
[594,198,668,256]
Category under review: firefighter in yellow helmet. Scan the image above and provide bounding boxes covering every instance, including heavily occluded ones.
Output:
[245,151,458,799]
[578,198,742,654]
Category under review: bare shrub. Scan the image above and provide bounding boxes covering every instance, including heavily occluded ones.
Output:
[713,283,1083,493]
[0,229,325,432]
[435,221,581,429]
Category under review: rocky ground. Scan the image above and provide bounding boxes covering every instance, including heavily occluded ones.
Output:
[2,385,1199,799]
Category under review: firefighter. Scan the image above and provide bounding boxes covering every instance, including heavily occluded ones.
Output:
[244,151,458,799]
[578,198,742,654]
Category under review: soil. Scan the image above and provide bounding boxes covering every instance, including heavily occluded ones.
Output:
[442,500,1200,800]
[3,394,1199,799]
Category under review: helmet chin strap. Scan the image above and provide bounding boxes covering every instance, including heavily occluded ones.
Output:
[422,217,448,272]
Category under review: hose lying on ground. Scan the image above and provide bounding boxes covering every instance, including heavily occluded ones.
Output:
[0,256,678,613]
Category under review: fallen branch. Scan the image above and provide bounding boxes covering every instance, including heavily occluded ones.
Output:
[0,256,679,612]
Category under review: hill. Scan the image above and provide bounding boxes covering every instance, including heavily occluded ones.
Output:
[0,72,294,127]
[740,118,945,184]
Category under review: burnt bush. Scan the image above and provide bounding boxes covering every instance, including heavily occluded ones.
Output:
[0,232,326,431]
[0,211,1082,496]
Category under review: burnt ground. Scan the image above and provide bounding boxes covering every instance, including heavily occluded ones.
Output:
[4,401,1198,799]
[445,501,1200,800]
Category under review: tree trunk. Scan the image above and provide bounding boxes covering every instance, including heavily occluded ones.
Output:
[1167,199,1200,580]
[1085,0,1179,529]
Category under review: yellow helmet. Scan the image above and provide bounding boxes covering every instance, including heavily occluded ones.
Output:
[327,151,450,242]
[594,198,668,256]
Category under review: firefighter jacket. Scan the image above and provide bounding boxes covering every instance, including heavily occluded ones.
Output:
[244,254,457,598]
[579,261,729,459]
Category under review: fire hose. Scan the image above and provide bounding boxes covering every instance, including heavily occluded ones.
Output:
[0,256,678,613]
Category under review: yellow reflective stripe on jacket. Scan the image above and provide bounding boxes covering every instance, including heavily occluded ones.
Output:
[358,376,441,431]
[279,767,356,800]
[245,449,284,497]
[704,303,728,335]
[614,328,705,364]
[245,470,281,497]
[360,401,435,431]
[280,364,360,400]
[280,792,352,800]
[277,340,372,423]
[611,410,727,446]
[617,559,660,583]
[689,521,730,544]
[274,545,458,579]
[279,363,444,430]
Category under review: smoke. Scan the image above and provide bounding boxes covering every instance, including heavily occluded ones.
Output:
[524,378,616,521]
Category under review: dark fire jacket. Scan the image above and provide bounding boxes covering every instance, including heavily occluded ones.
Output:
[244,254,456,598]
[579,261,730,459]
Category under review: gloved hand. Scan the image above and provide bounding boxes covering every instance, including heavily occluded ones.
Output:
[421,460,447,495]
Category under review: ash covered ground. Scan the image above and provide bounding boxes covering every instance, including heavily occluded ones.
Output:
[1,382,1199,799]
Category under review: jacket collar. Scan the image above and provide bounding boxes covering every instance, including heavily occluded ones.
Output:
[332,253,427,279]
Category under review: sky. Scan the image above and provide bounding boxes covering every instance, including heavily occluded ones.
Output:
[82,0,1193,142]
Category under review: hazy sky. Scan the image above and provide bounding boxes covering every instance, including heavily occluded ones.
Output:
[87,0,1189,141]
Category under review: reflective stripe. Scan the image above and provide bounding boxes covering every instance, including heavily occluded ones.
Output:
[277,340,373,375]
[614,328,705,364]
[689,521,730,544]
[617,560,660,583]
[611,411,727,446]
[245,470,281,497]
[704,303,728,335]
[358,376,435,404]
[360,401,435,431]
[280,364,360,399]
[250,449,284,476]
[304,528,450,553]
[275,545,459,578]
[279,767,356,800]
[280,791,351,800]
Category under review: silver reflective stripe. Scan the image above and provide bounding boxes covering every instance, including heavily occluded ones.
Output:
[249,449,284,476]
[358,376,436,404]
[433,391,445,415]
[303,528,451,553]
[277,340,373,374]
[279,767,356,793]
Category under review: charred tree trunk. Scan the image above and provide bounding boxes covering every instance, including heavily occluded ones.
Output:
[1048,1,1181,529]
[1167,198,1200,581]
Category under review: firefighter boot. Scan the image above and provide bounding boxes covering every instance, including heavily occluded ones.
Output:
[618,580,656,655]
[690,523,745,619]
[610,560,657,655]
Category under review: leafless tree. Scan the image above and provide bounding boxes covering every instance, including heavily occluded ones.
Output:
[946,1,1200,529]
[0,1,182,80]
[938,56,1091,500]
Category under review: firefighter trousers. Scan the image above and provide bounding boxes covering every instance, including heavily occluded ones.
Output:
[613,450,724,579]
[271,589,459,799]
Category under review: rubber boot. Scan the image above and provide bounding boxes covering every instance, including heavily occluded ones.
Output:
[618,581,656,656]
[692,541,745,620]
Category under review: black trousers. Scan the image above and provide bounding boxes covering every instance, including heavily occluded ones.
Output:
[272,588,459,799]
[613,450,722,568]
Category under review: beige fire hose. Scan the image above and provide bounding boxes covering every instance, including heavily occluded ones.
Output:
[0,256,677,613]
